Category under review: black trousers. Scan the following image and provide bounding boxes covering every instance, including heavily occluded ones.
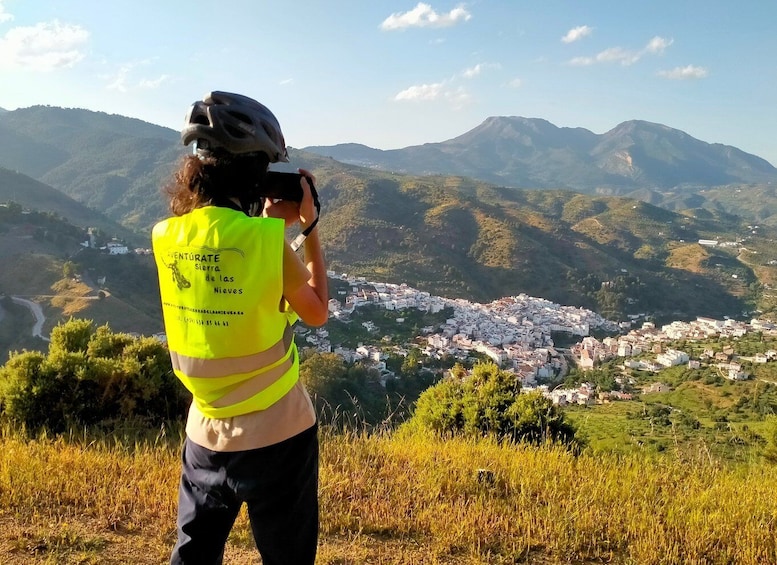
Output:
[170,424,319,565]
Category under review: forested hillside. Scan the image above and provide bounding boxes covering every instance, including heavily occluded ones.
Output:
[0,106,184,231]
[1,106,777,321]
[311,161,776,318]
[0,168,142,245]
[0,203,162,360]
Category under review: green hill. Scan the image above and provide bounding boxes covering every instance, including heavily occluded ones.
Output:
[0,168,143,245]
[0,204,162,360]
[0,106,184,231]
[306,159,775,319]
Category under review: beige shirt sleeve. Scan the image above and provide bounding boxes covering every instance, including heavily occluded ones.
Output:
[282,239,311,296]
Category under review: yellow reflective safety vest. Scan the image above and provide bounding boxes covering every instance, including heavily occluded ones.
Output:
[152,206,299,419]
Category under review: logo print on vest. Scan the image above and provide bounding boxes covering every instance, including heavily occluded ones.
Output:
[162,258,191,290]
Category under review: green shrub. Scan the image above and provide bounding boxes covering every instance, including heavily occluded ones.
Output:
[0,318,188,431]
[406,362,579,447]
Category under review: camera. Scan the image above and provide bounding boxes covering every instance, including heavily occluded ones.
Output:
[258,171,313,202]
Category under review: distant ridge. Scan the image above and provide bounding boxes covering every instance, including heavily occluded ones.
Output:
[0,167,142,244]
[304,117,777,193]
[0,105,183,230]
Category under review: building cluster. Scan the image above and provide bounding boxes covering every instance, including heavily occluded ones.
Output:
[308,272,619,386]
[150,266,777,401]
[421,293,617,384]
[313,273,777,405]
[536,382,634,407]
[78,228,131,255]
[570,316,777,383]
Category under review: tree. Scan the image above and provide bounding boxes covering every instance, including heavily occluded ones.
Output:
[62,260,77,279]
[299,352,347,394]
[300,352,401,428]
[299,352,359,423]
[49,318,93,357]
[407,362,578,447]
[401,347,422,377]
[5,201,22,215]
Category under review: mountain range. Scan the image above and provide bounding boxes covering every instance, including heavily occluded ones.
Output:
[2,106,777,229]
[1,105,776,325]
[304,117,777,194]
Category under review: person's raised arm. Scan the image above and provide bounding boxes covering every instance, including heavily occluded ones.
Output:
[264,169,328,326]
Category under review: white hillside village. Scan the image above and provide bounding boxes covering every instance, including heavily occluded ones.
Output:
[302,272,614,386]
[299,272,777,405]
[62,231,777,407]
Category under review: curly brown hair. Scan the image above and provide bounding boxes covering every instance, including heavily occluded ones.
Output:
[164,152,271,216]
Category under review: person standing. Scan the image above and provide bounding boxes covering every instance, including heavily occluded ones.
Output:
[152,91,328,564]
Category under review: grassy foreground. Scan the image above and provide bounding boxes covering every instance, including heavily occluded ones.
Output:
[1,423,776,565]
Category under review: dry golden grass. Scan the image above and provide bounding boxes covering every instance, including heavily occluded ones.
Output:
[48,278,96,316]
[0,253,62,296]
[1,424,776,564]
[666,244,709,273]
[572,217,619,246]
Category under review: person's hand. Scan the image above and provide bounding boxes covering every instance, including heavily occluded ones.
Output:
[297,168,317,230]
[262,196,299,227]
[262,169,317,228]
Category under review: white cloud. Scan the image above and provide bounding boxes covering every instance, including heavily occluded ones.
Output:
[105,59,165,92]
[645,36,673,54]
[446,86,471,108]
[596,46,641,66]
[657,65,708,80]
[568,48,638,66]
[0,20,89,71]
[568,56,594,67]
[461,62,499,79]
[0,0,14,23]
[507,77,523,88]
[561,25,592,44]
[380,3,471,30]
[568,35,673,67]
[106,63,132,92]
[279,78,294,86]
[394,82,445,101]
[139,75,170,89]
[393,81,471,108]
[462,64,482,78]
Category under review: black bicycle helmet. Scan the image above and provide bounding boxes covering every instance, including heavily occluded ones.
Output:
[181,91,289,162]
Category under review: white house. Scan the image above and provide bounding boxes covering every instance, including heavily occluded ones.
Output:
[656,349,689,367]
[104,242,129,255]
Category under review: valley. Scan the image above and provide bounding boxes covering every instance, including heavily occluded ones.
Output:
[1,104,777,461]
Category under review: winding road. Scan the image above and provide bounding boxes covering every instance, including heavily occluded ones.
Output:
[10,296,50,342]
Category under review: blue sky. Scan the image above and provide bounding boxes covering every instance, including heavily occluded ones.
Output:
[1,1,776,165]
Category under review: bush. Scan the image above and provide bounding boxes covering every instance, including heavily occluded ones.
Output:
[299,351,392,428]
[0,318,189,431]
[406,362,579,447]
